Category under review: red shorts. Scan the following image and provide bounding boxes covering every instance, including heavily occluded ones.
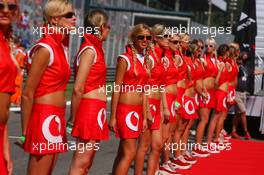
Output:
[149,98,161,130]
[194,93,200,109]
[0,124,7,175]
[176,87,185,114]
[72,98,109,140]
[181,95,198,119]
[24,104,67,155]
[115,103,143,139]
[166,93,177,123]
[199,88,215,109]
[215,89,228,112]
[227,85,236,106]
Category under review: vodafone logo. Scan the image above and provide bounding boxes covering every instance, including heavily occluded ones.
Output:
[229,90,235,101]
[170,101,176,117]
[42,115,63,143]
[195,94,199,106]
[125,111,140,132]
[162,56,170,70]
[150,104,157,123]
[183,100,195,115]
[223,97,227,109]
[97,108,107,130]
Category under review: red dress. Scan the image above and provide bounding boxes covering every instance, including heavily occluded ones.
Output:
[115,45,149,138]
[24,26,71,154]
[72,34,109,140]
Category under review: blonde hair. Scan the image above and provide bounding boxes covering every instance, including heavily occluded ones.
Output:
[84,10,108,29]
[44,0,72,22]
[129,24,152,76]
[152,24,166,36]
[205,38,217,48]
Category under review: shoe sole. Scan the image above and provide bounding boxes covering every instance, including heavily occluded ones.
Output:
[159,169,181,175]
[192,151,210,158]
[170,164,192,170]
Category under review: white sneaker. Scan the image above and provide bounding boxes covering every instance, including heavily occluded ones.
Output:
[159,161,180,175]
[171,156,192,170]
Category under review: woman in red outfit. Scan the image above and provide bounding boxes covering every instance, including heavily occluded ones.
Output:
[21,0,76,174]
[193,38,218,156]
[215,43,239,142]
[69,10,110,174]
[134,24,169,175]
[207,44,231,146]
[171,36,199,170]
[109,24,150,175]
[0,0,19,174]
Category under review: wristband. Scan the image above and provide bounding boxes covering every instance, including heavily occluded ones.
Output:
[174,101,181,109]
[19,135,26,144]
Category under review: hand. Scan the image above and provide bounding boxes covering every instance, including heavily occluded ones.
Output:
[108,116,117,133]
[147,113,154,125]
[4,150,13,175]
[163,108,170,124]
[218,62,225,71]
[142,118,148,133]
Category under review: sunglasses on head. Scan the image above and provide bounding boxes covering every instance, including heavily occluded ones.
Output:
[0,2,17,11]
[156,34,169,39]
[205,44,214,48]
[137,35,152,41]
[170,40,180,45]
[61,12,75,19]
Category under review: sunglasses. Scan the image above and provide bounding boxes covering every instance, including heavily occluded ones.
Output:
[137,35,152,41]
[170,40,180,44]
[0,2,17,11]
[200,46,204,49]
[156,34,169,39]
[205,44,214,48]
[61,12,75,19]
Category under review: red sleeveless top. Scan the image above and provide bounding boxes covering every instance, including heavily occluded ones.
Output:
[118,45,149,93]
[74,34,106,93]
[29,26,71,97]
[203,54,218,78]
[177,52,188,81]
[148,46,165,87]
[193,58,205,81]
[224,57,238,82]
[218,57,229,86]
[162,49,178,86]
[0,31,17,94]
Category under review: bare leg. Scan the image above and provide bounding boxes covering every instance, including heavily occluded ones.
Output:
[134,130,151,175]
[196,108,210,144]
[69,139,99,175]
[114,139,137,175]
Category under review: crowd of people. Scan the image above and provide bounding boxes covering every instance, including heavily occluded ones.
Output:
[1,0,262,175]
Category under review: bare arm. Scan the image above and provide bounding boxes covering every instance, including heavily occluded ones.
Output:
[69,49,95,124]
[21,47,50,135]
[109,58,127,131]
[215,63,224,88]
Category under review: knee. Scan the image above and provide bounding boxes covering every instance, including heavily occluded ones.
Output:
[201,116,209,125]
[152,141,163,153]
[138,143,150,154]
[124,147,137,160]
